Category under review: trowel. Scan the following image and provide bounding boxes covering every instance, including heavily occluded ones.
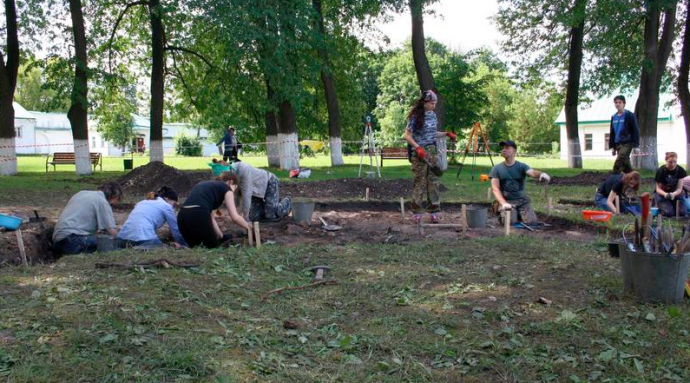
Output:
[319,217,341,231]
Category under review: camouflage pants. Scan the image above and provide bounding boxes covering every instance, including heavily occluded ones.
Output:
[249,174,292,222]
[613,143,633,173]
[495,197,538,225]
[411,145,441,214]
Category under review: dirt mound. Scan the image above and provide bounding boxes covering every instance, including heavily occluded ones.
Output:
[281,178,448,201]
[549,171,612,186]
[0,222,55,267]
[117,162,210,198]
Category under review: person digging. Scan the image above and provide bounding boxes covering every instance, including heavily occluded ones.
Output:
[490,140,550,226]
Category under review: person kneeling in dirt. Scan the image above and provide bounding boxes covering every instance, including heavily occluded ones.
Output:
[228,162,291,222]
[654,151,687,217]
[490,140,550,226]
[177,173,251,248]
[52,182,122,255]
[117,186,187,248]
[594,171,641,214]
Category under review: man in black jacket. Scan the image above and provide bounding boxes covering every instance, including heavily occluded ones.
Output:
[608,95,640,173]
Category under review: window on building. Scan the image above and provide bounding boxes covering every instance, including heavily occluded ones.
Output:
[585,134,593,151]
[604,134,610,150]
[15,126,21,138]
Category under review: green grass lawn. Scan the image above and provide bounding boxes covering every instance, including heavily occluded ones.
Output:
[1,154,687,382]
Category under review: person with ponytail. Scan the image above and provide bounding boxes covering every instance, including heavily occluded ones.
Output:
[177,172,252,248]
[118,186,187,248]
[402,90,457,224]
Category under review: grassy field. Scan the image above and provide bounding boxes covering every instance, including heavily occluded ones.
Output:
[1,154,688,382]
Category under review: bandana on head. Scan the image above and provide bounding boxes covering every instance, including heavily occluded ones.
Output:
[423,90,438,102]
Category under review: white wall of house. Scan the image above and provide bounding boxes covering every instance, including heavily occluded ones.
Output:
[556,92,685,163]
[558,119,686,163]
[13,103,37,154]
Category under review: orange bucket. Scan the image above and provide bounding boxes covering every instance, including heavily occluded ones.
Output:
[479,174,489,182]
[581,210,612,222]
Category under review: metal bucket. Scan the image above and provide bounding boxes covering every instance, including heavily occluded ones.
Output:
[619,245,690,304]
[292,202,315,225]
[466,206,487,229]
[96,235,119,253]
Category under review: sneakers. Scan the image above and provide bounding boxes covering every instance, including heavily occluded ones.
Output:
[413,214,423,224]
[430,213,440,223]
[413,213,440,223]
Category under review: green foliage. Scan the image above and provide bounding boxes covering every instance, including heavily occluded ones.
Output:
[15,60,69,112]
[92,76,136,150]
[508,82,563,153]
[175,135,202,157]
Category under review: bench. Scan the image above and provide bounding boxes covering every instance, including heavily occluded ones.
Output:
[46,152,102,172]
[381,147,409,166]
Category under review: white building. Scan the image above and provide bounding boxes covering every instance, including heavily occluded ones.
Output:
[15,102,218,157]
[556,92,685,163]
[13,103,37,154]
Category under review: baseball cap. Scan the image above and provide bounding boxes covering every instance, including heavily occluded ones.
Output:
[499,140,517,150]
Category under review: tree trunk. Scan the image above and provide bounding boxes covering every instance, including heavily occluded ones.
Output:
[679,0,690,168]
[564,0,586,169]
[634,1,677,170]
[265,79,280,167]
[148,0,165,162]
[312,0,344,166]
[0,0,19,176]
[410,0,445,130]
[67,0,92,175]
[277,100,299,170]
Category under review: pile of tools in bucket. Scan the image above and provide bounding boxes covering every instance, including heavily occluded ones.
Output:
[623,192,690,254]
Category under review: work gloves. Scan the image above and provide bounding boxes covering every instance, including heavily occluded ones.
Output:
[446,132,457,141]
[539,173,551,183]
[415,146,426,159]
[499,203,512,211]
[665,192,675,200]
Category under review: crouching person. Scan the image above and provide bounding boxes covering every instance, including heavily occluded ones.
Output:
[594,172,641,214]
[229,162,291,222]
[654,151,687,217]
[118,186,187,248]
[490,140,550,226]
[177,173,251,248]
[52,182,122,255]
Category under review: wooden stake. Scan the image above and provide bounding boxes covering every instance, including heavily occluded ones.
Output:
[543,183,548,199]
[253,222,261,248]
[547,197,553,213]
[419,223,465,228]
[461,204,467,235]
[504,210,511,236]
[15,229,27,267]
[400,197,405,222]
[487,187,492,201]
[365,188,370,201]
[417,218,424,235]
[247,226,254,247]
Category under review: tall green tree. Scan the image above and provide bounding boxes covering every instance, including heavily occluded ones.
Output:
[67,0,92,175]
[633,0,677,170]
[678,0,690,167]
[497,0,588,168]
[0,0,20,176]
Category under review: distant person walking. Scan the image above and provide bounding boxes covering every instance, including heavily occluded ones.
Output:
[217,126,236,163]
[609,95,639,173]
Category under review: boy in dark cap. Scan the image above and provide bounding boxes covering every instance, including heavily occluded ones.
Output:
[489,140,550,225]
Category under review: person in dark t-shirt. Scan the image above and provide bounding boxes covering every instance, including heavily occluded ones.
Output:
[594,171,641,214]
[654,151,687,217]
[177,173,251,248]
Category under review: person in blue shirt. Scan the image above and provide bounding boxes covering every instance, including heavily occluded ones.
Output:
[608,95,640,173]
[216,127,235,163]
[118,186,187,248]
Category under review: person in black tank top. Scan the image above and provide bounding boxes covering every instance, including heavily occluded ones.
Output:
[594,171,641,214]
[177,173,251,248]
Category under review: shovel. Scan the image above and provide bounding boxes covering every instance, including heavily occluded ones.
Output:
[319,217,341,231]
[30,210,46,229]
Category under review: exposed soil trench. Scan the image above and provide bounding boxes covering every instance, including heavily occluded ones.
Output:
[0,201,605,267]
